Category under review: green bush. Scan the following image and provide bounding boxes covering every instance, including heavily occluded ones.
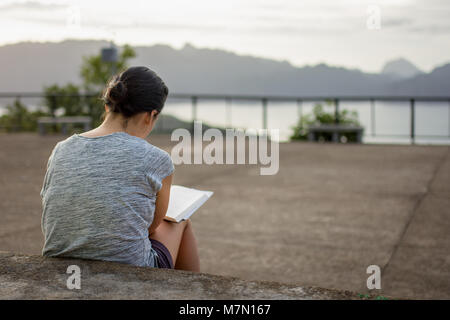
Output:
[83,95,104,128]
[290,101,360,142]
[0,45,137,134]
[43,84,85,117]
[0,99,48,132]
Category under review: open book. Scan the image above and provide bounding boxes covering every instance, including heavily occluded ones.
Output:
[164,185,213,223]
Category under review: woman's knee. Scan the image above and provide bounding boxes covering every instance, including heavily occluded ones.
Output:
[178,218,192,229]
[183,219,196,233]
[150,219,193,244]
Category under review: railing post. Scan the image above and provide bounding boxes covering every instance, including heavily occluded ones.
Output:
[262,98,268,130]
[334,98,340,124]
[226,97,232,128]
[38,119,45,135]
[191,96,197,133]
[371,98,376,137]
[410,98,415,144]
[14,95,23,131]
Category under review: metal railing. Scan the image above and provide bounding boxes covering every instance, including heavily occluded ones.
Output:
[1,92,450,143]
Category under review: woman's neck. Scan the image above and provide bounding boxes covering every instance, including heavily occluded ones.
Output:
[80,114,139,138]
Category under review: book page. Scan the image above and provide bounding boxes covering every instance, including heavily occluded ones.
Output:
[180,192,213,221]
[164,185,213,223]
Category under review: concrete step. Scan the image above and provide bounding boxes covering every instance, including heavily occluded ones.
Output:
[0,252,386,300]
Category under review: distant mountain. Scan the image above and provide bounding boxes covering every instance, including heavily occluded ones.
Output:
[381,58,423,80]
[388,63,450,96]
[134,44,390,96]
[0,40,449,97]
[0,40,109,92]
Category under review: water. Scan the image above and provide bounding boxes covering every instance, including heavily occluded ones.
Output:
[162,98,450,144]
[1,97,449,144]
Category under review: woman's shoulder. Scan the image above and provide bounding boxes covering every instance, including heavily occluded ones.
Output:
[118,134,173,166]
[119,134,170,157]
[142,142,174,181]
[143,143,173,166]
[56,132,173,167]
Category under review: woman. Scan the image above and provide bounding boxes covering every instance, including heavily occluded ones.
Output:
[40,66,200,272]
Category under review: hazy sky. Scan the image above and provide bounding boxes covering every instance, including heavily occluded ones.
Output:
[1,0,449,72]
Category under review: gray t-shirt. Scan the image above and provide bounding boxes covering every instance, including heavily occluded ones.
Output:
[40,132,174,267]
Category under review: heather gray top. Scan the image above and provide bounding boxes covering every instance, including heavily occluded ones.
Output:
[40,132,174,267]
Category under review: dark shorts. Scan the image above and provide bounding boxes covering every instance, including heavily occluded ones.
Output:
[150,238,174,269]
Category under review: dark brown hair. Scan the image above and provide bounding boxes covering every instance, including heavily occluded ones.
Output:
[102,66,169,118]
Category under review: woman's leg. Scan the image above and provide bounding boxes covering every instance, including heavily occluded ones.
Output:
[149,219,200,272]
[173,219,200,271]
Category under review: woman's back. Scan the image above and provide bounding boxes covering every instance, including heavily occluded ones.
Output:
[41,132,174,267]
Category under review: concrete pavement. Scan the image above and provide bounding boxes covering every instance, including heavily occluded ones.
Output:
[0,133,448,299]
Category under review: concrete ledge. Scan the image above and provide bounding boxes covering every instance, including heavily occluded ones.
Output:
[0,252,372,300]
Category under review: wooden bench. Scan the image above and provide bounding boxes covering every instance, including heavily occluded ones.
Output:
[307,124,364,143]
[37,116,92,135]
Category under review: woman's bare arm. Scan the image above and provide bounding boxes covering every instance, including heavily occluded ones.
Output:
[148,174,173,235]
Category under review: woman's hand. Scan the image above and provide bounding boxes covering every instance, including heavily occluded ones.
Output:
[148,173,173,235]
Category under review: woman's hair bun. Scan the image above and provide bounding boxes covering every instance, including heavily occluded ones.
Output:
[103,78,134,116]
[107,80,127,105]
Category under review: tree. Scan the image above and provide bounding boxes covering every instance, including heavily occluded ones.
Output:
[1,45,136,133]
[80,44,136,92]
[0,99,46,132]
[41,45,136,128]
[80,45,136,126]
[43,83,84,117]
